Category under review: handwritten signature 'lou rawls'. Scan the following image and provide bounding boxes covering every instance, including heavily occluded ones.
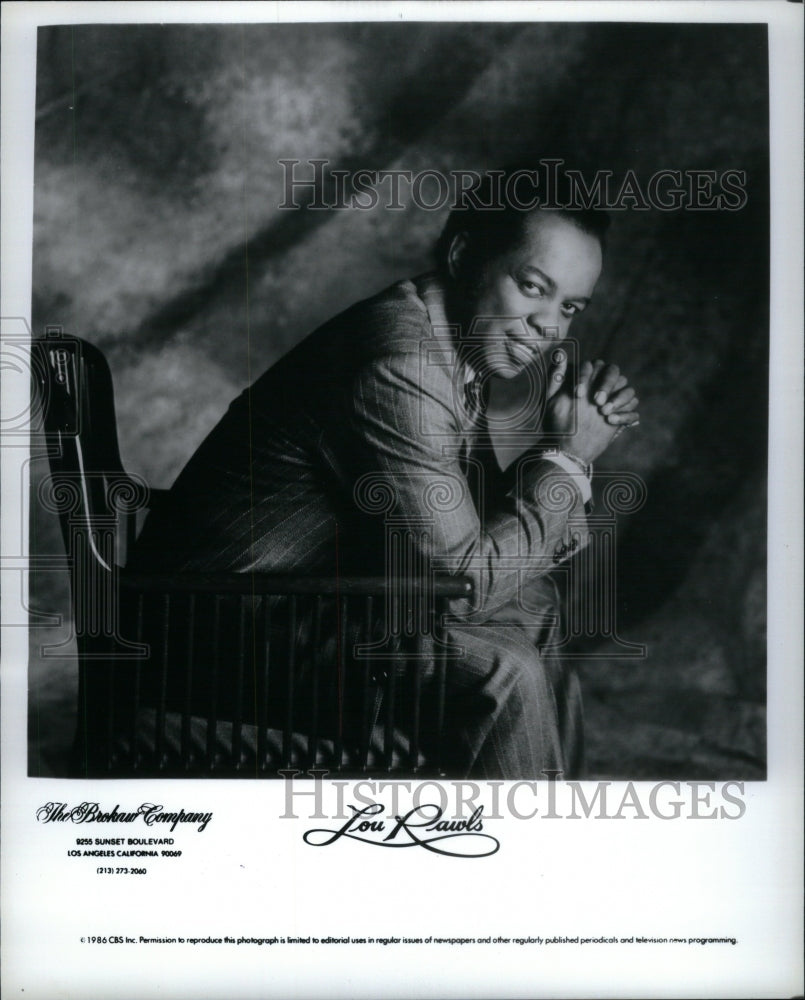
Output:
[303,802,500,858]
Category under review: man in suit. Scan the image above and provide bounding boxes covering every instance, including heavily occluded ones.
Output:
[132,179,639,778]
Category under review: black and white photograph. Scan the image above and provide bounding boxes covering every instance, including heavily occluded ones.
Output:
[2,3,802,998]
[25,17,771,782]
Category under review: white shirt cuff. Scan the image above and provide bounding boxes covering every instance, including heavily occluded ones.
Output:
[538,451,593,506]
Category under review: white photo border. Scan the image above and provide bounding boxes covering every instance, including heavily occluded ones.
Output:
[2,3,802,998]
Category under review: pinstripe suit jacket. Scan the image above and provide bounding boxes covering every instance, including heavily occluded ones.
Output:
[132,273,589,621]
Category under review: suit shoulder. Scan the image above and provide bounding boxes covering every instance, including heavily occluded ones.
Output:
[332,278,432,358]
[247,278,454,409]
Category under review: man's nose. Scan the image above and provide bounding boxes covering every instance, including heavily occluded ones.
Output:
[527,312,563,339]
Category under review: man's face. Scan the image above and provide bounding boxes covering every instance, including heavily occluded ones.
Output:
[456,211,603,380]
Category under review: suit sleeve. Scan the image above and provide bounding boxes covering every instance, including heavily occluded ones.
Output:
[344,352,589,621]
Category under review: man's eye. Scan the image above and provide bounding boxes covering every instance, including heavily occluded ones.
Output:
[561,303,581,317]
[520,281,545,296]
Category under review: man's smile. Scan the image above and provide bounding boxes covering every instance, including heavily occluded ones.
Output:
[505,332,544,367]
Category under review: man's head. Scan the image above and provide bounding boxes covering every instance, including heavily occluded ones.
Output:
[436,170,609,379]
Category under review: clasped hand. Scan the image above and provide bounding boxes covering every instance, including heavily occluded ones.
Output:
[543,353,640,466]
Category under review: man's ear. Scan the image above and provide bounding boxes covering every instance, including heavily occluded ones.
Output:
[447,232,469,281]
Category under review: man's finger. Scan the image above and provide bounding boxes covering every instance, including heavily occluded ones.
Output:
[592,363,622,405]
[605,408,640,426]
[580,359,606,398]
[574,359,595,398]
[600,374,628,404]
[601,386,636,415]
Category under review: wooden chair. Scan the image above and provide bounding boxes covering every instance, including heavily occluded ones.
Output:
[33,331,471,778]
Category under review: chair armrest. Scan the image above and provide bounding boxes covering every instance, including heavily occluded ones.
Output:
[119,570,473,599]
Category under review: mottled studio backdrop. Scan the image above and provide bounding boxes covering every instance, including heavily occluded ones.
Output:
[29,22,769,778]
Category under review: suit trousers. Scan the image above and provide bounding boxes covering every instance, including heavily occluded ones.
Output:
[437,578,584,780]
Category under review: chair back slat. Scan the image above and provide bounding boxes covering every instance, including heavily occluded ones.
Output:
[34,334,133,567]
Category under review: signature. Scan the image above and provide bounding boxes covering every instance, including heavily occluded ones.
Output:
[303,802,500,858]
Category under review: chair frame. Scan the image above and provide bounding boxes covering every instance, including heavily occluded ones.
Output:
[33,330,472,779]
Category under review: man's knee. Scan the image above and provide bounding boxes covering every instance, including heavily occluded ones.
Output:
[448,625,545,697]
